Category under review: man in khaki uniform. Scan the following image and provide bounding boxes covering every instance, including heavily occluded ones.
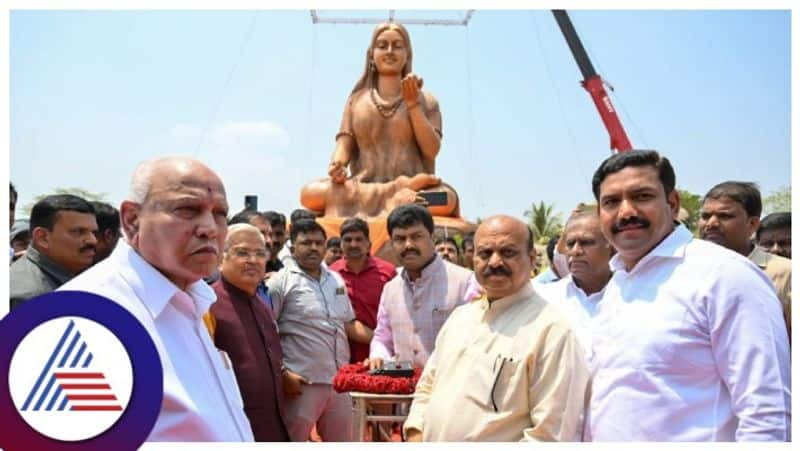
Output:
[699,181,791,340]
[753,224,792,341]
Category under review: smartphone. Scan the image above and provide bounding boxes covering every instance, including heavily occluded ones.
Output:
[244,195,258,211]
[419,191,448,206]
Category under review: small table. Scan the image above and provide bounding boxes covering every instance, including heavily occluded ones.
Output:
[350,392,414,442]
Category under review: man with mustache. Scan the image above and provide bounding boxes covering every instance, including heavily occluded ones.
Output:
[262,210,288,273]
[404,215,589,441]
[587,150,790,441]
[328,217,396,364]
[267,219,372,441]
[537,206,613,356]
[206,224,289,441]
[60,156,255,441]
[227,209,275,308]
[10,194,98,308]
[365,204,479,371]
[699,181,791,341]
[434,236,460,264]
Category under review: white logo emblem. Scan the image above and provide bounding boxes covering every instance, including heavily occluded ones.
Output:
[9,317,134,441]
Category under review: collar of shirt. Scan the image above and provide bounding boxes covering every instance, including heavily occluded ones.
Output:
[608,224,691,275]
[400,254,443,286]
[334,256,377,275]
[25,245,74,284]
[476,280,535,317]
[747,246,770,269]
[113,240,216,320]
[287,259,333,284]
[565,274,606,302]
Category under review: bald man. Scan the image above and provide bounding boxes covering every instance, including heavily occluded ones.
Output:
[403,215,589,442]
[60,156,254,441]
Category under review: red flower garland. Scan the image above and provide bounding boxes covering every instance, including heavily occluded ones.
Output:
[332,363,422,394]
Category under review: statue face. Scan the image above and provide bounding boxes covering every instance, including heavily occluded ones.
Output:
[372,28,407,76]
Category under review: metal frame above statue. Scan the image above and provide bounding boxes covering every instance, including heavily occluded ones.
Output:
[300,21,475,263]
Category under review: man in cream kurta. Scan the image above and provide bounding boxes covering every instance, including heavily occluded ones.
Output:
[403,215,589,442]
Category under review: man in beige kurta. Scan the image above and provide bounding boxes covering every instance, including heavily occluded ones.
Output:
[403,215,589,441]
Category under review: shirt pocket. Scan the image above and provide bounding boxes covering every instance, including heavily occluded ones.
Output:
[290,286,322,318]
[459,348,521,413]
[330,291,353,321]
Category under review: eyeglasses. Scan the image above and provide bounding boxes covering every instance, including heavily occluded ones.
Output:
[230,248,269,260]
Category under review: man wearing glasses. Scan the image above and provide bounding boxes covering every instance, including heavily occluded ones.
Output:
[206,223,290,441]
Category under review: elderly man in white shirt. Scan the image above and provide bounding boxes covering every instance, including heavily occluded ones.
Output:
[60,156,254,442]
[538,206,613,356]
[587,150,790,441]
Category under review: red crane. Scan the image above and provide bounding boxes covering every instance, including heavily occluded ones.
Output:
[552,10,633,153]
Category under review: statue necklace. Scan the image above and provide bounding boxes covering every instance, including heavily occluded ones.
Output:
[370,88,404,118]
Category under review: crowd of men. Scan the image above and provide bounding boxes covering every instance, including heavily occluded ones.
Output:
[6,150,792,442]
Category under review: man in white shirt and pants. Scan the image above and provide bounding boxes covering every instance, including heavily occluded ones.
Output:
[587,150,790,441]
[61,156,254,441]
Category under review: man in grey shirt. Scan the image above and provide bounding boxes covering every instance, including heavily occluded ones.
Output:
[10,194,98,309]
[268,219,372,442]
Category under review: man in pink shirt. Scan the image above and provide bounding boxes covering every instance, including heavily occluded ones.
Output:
[366,205,479,370]
[329,217,397,364]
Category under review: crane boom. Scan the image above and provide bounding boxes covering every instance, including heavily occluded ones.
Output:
[552,10,633,153]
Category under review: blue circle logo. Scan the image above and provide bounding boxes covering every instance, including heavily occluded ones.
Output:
[0,291,163,451]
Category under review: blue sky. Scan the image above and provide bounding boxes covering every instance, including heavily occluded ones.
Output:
[9,9,791,223]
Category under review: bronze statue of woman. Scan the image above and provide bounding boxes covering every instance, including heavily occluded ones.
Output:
[301,22,459,218]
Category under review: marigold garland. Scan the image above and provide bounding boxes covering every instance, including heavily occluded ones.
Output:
[332,363,422,394]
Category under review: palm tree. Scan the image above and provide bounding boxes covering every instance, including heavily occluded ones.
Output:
[524,201,563,244]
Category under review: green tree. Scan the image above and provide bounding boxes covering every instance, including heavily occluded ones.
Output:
[678,189,702,234]
[22,187,109,216]
[524,201,563,244]
[763,185,791,214]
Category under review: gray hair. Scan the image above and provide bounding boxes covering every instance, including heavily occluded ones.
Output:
[225,223,266,251]
[128,156,202,203]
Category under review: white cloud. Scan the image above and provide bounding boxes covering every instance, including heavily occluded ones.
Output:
[164,120,304,214]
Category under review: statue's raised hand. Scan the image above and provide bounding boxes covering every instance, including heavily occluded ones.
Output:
[328,160,348,184]
[401,73,423,108]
